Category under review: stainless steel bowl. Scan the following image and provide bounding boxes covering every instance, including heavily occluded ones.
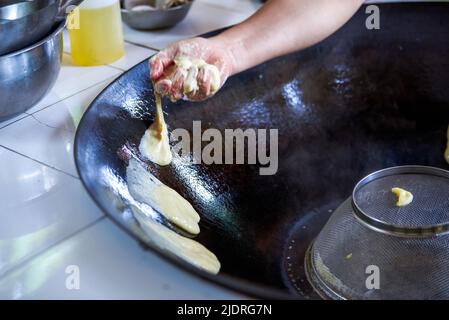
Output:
[0,0,83,56]
[121,0,193,30]
[0,19,65,121]
[0,0,57,55]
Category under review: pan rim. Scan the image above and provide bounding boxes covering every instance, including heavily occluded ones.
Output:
[74,1,449,300]
[73,54,298,300]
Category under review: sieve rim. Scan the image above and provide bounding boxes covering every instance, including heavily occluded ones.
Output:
[352,166,449,238]
[304,243,347,300]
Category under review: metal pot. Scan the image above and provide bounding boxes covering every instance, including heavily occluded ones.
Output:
[0,19,66,120]
[121,0,193,30]
[0,0,83,56]
[0,0,56,56]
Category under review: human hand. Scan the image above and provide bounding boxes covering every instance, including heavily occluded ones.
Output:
[149,37,234,102]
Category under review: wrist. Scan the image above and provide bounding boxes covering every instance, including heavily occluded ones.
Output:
[209,33,246,76]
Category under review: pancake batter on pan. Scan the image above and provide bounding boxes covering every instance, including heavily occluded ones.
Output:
[127,158,200,235]
[139,57,220,166]
[139,93,172,166]
[127,158,220,274]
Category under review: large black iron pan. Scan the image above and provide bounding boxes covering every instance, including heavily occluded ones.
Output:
[75,3,449,299]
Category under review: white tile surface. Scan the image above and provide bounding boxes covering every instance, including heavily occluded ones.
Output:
[0,0,261,299]
[62,33,156,71]
[122,1,250,50]
[25,54,122,115]
[0,78,119,178]
[0,147,103,277]
[0,113,28,130]
[0,219,244,299]
[109,43,156,71]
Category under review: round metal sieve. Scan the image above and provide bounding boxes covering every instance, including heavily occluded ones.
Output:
[352,166,449,237]
[305,166,449,300]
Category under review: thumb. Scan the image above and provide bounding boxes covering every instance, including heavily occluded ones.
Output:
[149,47,177,81]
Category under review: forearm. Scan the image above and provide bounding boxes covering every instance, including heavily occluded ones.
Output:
[211,0,364,75]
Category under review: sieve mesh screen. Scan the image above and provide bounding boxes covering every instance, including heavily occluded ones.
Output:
[354,173,449,228]
[307,199,449,300]
[305,167,449,300]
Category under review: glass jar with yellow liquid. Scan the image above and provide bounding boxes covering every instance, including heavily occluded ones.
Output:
[67,0,125,66]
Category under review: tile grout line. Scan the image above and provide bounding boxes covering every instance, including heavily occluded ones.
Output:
[106,64,127,72]
[0,41,161,280]
[0,74,127,179]
[0,215,106,283]
[0,73,127,180]
[62,49,127,69]
[63,42,158,72]
[27,73,123,116]
[0,145,80,180]
[124,40,161,52]
[0,115,31,131]
[29,113,74,133]
[63,40,160,54]
[0,71,123,130]
[61,50,125,72]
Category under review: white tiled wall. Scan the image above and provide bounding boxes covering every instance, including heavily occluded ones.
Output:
[0,0,260,299]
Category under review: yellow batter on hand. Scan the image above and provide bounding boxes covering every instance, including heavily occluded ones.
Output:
[174,56,221,96]
[392,187,414,207]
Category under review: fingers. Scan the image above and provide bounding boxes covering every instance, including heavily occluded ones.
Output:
[151,38,229,102]
[149,47,177,81]
[154,63,226,102]
[154,65,186,102]
[149,58,165,81]
[186,67,211,101]
[193,62,226,101]
[168,68,186,102]
[154,79,171,96]
[198,67,212,98]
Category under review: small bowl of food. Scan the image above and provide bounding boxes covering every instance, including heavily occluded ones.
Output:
[121,0,193,30]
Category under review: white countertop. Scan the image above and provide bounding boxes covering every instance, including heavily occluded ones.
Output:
[0,0,261,299]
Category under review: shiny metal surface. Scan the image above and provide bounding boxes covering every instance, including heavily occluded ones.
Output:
[0,1,39,20]
[0,0,57,55]
[0,20,65,120]
[121,0,192,30]
[352,166,449,237]
[0,0,83,55]
[75,3,449,299]
[305,166,449,299]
